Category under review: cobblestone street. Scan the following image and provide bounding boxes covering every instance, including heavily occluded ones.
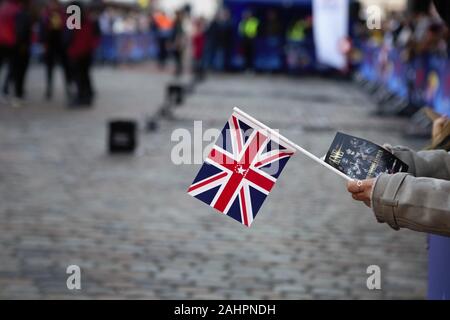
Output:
[0,65,428,299]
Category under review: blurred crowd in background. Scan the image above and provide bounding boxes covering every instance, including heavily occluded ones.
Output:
[369,8,450,58]
[96,4,317,74]
[359,0,450,121]
[0,0,100,107]
[0,0,318,109]
[1,0,450,114]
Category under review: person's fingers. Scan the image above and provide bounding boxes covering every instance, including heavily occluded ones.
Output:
[347,180,362,193]
[352,192,368,202]
[348,179,372,194]
[352,192,365,201]
[349,179,375,207]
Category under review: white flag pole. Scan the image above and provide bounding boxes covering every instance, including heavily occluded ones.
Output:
[233,107,352,181]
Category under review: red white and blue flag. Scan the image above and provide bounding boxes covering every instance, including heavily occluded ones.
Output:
[187,109,296,227]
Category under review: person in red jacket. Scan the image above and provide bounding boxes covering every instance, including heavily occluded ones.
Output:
[0,0,21,103]
[67,2,100,107]
[0,0,31,107]
[192,17,206,80]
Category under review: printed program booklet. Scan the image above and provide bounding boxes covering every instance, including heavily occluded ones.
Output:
[324,132,409,180]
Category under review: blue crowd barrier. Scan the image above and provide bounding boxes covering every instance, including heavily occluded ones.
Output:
[96,33,158,63]
[359,42,381,83]
[385,48,409,99]
[359,43,450,117]
[428,235,450,300]
[432,57,450,116]
[349,38,364,70]
[229,36,316,72]
[94,32,321,73]
[255,36,284,71]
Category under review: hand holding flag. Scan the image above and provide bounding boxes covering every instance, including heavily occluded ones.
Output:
[188,108,350,227]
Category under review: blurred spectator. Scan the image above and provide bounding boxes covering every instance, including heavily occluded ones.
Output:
[112,11,126,34]
[208,8,233,71]
[263,9,281,38]
[152,10,173,69]
[9,0,31,104]
[285,16,313,73]
[67,2,100,107]
[0,0,21,102]
[192,17,206,79]
[0,0,31,107]
[99,8,114,35]
[203,11,219,70]
[39,0,71,100]
[239,10,259,71]
[286,17,312,43]
[416,22,447,56]
[171,9,186,77]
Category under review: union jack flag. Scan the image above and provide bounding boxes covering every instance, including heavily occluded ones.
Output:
[187,110,296,227]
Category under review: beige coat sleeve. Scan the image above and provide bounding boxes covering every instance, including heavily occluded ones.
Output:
[371,147,450,236]
[386,146,450,179]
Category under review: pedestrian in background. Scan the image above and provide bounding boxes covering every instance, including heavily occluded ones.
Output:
[0,0,21,104]
[66,2,100,107]
[216,8,233,71]
[0,0,31,108]
[39,0,71,100]
[152,10,173,70]
[171,9,185,77]
[239,10,259,72]
[9,0,32,106]
[192,17,205,80]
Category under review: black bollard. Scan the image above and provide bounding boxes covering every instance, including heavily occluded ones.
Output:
[185,80,196,95]
[159,102,175,120]
[146,117,159,132]
[108,120,137,154]
[166,83,184,106]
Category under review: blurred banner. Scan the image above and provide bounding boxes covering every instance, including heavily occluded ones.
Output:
[313,0,349,69]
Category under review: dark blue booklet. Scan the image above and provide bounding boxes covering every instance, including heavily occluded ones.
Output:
[324,132,409,180]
